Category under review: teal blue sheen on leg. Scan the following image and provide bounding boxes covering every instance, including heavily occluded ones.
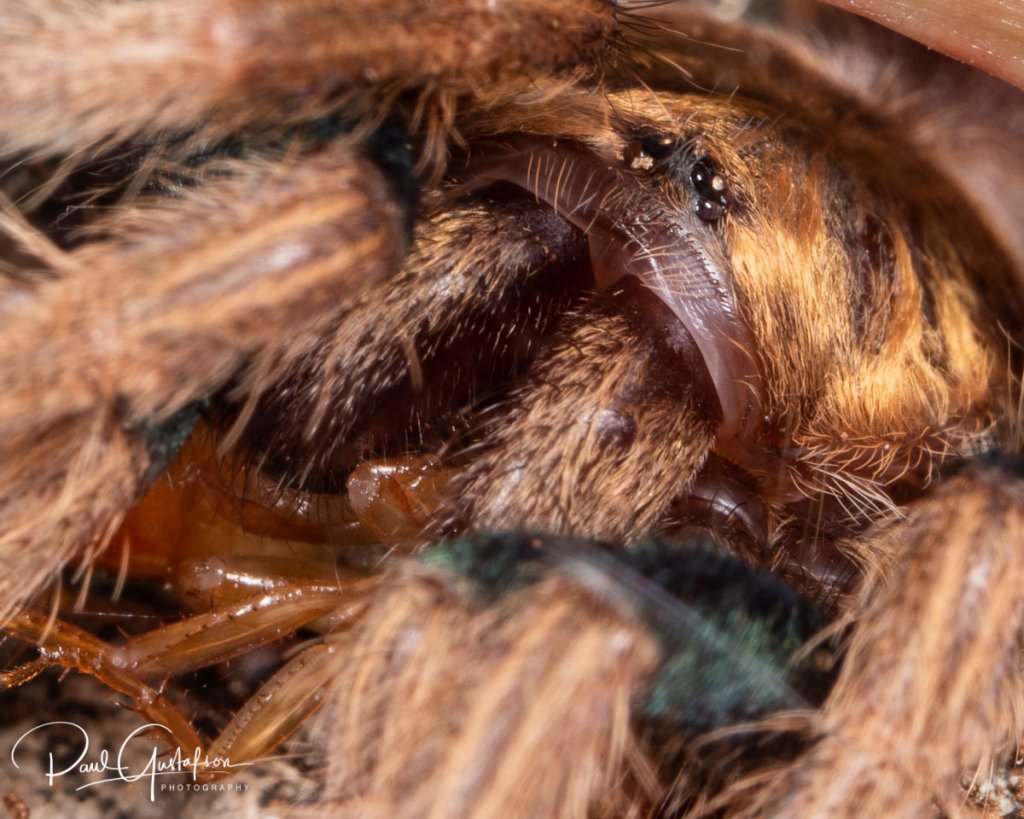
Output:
[420,532,839,735]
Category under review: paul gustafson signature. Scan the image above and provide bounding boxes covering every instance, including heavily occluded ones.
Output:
[10,721,253,802]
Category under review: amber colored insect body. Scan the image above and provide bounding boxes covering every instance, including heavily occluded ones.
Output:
[2,1,1024,817]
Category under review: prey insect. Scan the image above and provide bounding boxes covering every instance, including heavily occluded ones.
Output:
[2,0,1024,817]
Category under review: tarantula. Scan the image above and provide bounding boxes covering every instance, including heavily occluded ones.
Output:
[3,0,1024,816]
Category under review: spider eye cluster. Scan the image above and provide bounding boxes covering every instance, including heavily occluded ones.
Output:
[625,133,733,223]
[690,157,732,223]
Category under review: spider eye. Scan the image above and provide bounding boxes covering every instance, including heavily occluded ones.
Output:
[624,133,679,169]
[690,157,732,223]
[640,133,678,160]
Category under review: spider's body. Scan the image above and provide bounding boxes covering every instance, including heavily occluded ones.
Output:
[2,1,1024,816]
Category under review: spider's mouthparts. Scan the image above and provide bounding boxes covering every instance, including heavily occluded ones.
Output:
[468,137,762,447]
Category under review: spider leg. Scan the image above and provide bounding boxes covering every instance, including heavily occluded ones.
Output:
[248,200,719,538]
[318,558,661,819]
[0,0,618,156]
[455,284,718,541]
[316,532,836,818]
[730,458,1024,817]
[244,197,591,484]
[0,146,404,618]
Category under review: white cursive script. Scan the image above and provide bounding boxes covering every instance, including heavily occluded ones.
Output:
[10,721,252,802]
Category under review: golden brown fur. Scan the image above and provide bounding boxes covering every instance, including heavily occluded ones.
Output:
[315,567,660,819]
[727,465,1024,817]
[2,1,1024,817]
[0,149,404,617]
[456,294,717,540]
[0,0,616,156]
